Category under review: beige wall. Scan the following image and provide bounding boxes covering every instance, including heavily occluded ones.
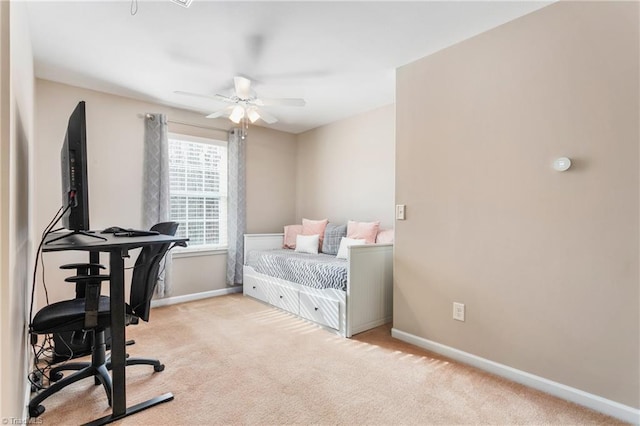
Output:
[395,1,639,408]
[246,123,298,233]
[296,104,395,228]
[1,1,34,419]
[34,80,297,305]
[0,2,10,417]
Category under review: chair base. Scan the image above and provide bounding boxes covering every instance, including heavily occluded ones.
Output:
[31,336,164,419]
[116,357,165,372]
[50,356,165,377]
[29,330,112,419]
[29,363,112,418]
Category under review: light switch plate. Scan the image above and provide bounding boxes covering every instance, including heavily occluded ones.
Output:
[453,302,465,321]
[396,204,406,220]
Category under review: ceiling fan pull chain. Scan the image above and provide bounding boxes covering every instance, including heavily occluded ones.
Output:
[242,117,249,140]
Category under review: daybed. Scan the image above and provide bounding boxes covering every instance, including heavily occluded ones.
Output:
[243,233,393,337]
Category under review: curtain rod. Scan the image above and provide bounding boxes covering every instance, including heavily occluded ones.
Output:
[138,113,230,133]
[168,119,230,133]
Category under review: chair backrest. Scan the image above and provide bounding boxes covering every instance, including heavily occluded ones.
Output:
[129,222,179,322]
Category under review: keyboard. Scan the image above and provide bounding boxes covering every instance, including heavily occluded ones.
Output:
[101,227,160,237]
[113,230,160,237]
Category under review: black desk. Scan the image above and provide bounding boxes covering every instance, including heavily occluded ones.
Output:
[43,232,188,425]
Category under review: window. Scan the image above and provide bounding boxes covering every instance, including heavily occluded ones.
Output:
[168,133,228,250]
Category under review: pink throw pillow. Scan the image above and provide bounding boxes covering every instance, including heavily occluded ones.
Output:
[302,218,329,249]
[376,228,395,244]
[347,220,380,244]
[283,224,303,249]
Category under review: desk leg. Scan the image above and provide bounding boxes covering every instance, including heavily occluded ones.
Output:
[109,249,127,417]
[83,247,173,426]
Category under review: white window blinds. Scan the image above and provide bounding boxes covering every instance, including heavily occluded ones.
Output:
[168,134,228,248]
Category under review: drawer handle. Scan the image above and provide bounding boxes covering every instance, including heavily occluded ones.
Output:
[252,286,256,289]
[279,295,283,299]
[314,307,319,311]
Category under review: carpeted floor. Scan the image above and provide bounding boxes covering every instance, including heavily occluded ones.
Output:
[35,294,625,425]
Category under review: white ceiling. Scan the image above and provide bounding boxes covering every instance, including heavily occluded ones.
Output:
[25,1,551,134]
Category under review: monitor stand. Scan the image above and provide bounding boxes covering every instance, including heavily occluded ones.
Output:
[45,230,107,245]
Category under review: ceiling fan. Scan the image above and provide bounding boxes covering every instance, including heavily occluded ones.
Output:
[176,76,306,135]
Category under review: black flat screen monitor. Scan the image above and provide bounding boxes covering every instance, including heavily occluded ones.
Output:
[60,101,90,231]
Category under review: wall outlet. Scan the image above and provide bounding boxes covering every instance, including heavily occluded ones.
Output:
[396,204,406,220]
[453,302,465,322]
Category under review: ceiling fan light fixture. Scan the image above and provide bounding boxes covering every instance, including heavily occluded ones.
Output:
[170,0,193,8]
[176,76,306,137]
[229,105,245,124]
[247,108,261,123]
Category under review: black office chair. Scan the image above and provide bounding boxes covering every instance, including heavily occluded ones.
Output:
[28,222,181,418]
[46,262,108,364]
[50,222,182,372]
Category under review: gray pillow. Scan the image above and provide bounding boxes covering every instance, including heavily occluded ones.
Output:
[322,223,347,255]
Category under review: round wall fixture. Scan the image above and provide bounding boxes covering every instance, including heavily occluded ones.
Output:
[553,157,572,172]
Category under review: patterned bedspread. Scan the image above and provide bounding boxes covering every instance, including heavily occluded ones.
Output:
[246,249,348,291]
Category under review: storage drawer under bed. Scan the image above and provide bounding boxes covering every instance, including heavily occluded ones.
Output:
[244,276,271,304]
[269,282,299,314]
[298,292,340,330]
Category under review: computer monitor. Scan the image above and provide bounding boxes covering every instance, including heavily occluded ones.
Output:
[60,101,90,231]
[47,101,105,244]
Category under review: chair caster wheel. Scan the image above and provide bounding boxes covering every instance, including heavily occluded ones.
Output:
[29,404,45,418]
[154,364,165,372]
[50,371,64,382]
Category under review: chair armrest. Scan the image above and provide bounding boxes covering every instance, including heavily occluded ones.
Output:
[83,281,102,329]
[67,276,110,328]
[61,263,107,299]
[60,275,109,328]
[59,263,106,270]
[60,264,108,328]
[64,275,111,283]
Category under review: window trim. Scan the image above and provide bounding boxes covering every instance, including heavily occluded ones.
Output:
[172,245,228,258]
[168,132,227,148]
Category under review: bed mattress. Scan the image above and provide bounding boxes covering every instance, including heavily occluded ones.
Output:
[246,249,348,291]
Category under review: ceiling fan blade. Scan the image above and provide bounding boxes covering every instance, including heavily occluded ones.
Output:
[255,108,278,124]
[206,106,234,119]
[174,90,221,102]
[257,70,331,81]
[234,76,252,99]
[206,111,227,119]
[256,97,306,107]
[214,94,237,104]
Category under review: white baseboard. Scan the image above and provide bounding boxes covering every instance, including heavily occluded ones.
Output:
[350,317,392,336]
[391,328,640,425]
[150,286,242,308]
[23,367,31,420]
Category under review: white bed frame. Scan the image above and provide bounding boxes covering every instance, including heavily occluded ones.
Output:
[243,233,393,337]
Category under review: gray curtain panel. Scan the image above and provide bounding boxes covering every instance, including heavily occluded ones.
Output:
[226,128,246,285]
[143,113,172,297]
